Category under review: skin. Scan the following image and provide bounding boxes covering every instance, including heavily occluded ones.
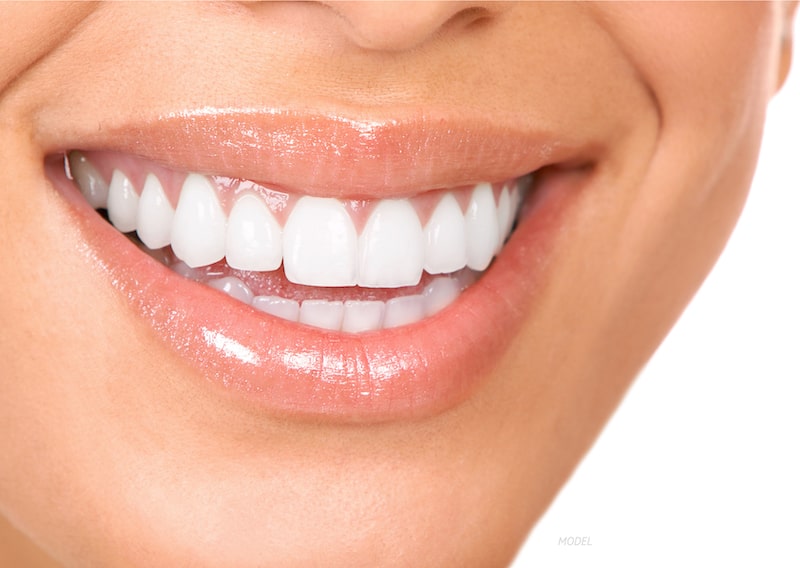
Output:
[0,2,796,566]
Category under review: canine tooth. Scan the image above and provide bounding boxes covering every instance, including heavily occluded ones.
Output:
[107,169,139,232]
[464,182,500,271]
[496,185,512,249]
[136,174,174,249]
[358,199,424,288]
[383,294,425,329]
[342,300,385,333]
[226,194,282,271]
[423,277,460,316]
[69,152,109,209]
[171,174,227,268]
[252,296,300,322]
[423,193,468,275]
[299,300,345,331]
[283,197,358,287]
[208,277,254,305]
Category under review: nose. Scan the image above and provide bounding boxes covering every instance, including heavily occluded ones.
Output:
[320,1,501,51]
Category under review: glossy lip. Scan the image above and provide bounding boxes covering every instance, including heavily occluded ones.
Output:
[43,109,595,422]
[44,107,596,197]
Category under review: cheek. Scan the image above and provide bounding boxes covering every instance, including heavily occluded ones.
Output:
[586,2,780,293]
[627,4,778,275]
[596,3,781,122]
[492,5,782,511]
[0,5,96,92]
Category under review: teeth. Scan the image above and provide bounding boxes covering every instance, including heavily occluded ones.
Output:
[226,194,283,271]
[208,276,254,304]
[107,169,139,232]
[171,174,227,268]
[464,182,500,271]
[283,197,358,287]
[383,294,426,329]
[252,296,300,322]
[136,174,174,249]
[358,199,424,288]
[342,300,385,333]
[495,185,512,252]
[422,276,460,315]
[198,274,465,332]
[299,300,345,331]
[69,152,109,209]
[423,193,468,275]
[71,153,530,332]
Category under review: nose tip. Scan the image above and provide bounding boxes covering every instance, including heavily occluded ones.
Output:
[321,1,497,51]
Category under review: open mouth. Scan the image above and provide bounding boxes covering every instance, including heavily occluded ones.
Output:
[43,110,594,421]
[64,150,530,333]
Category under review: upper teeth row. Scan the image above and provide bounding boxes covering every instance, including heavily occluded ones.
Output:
[68,152,524,289]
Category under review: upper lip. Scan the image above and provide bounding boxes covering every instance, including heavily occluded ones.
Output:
[44,106,595,198]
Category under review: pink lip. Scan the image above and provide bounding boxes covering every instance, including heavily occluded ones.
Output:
[44,109,593,421]
[50,107,592,197]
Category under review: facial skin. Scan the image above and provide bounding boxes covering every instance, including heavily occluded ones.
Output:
[0,2,796,567]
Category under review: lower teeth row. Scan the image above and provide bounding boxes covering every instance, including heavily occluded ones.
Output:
[137,238,479,333]
[183,263,476,333]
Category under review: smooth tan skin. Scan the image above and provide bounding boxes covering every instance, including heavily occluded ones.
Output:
[0,3,796,567]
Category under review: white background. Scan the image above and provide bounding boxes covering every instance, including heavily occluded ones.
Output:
[514,17,800,568]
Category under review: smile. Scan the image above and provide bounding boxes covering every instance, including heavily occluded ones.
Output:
[45,109,595,420]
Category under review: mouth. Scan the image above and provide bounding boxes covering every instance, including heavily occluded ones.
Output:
[44,109,594,421]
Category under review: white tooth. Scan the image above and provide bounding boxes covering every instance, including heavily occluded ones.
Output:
[208,276,254,305]
[358,199,424,288]
[495,185,512,249]
[170,261,203,281]
[464,182,500,271]
[136,174,174,249]
[226,194,282,271]
[382,294,425,329]
[252,296,300,322]
[299,300,344,331]
[107,169,139,232]
[283,197,358,287]
[171,174,227,268]
[342,300,385,333]
[423,277,460,316]
[423,193,467,275]
[68,152,109,209]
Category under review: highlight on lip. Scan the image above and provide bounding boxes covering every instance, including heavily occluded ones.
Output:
[64,150,531,333]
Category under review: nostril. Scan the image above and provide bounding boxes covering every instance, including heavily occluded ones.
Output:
[448,6,493,31]
[320,2,500,52]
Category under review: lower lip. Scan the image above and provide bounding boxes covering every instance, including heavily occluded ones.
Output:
[46,157,580,422]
